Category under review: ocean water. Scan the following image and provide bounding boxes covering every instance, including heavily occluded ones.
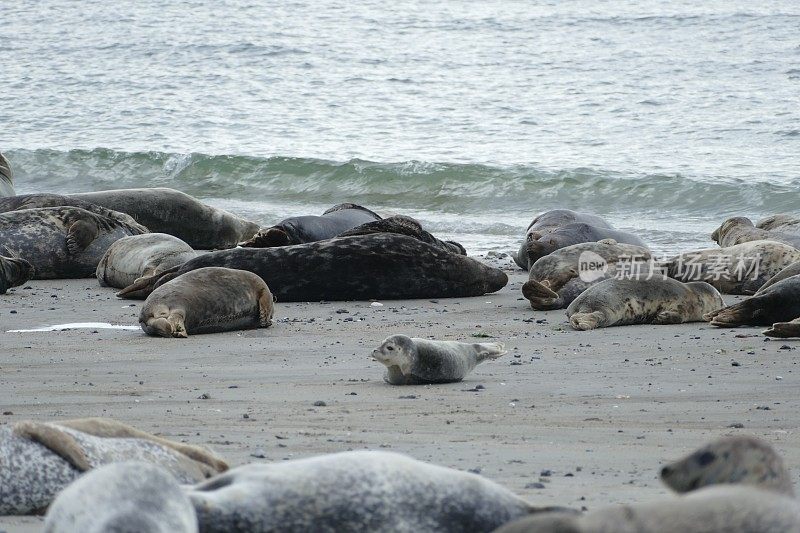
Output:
[3,1,799,256]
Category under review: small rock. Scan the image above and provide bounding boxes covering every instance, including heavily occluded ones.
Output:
[198,393,210,400]
[540,470,552,477]
[727,422,744,428]
[525,482,546,489]
[313,400,327,407]
[243,413,250,419]
[250,449,267,459]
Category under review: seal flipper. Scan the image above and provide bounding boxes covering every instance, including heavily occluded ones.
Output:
[706,300,757,327]
[473,342,507,362]
[653,308,683,325]
[117,265,181,299]
[257,287,274,327]
[569,311,605,330]
[66,219,100,254]
[522,279,560,300]
[13,421,92,472]
[764,318,800,338]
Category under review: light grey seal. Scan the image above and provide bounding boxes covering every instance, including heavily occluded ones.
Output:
[43,462,198,533]
[711,216,800,249]
[0,254,33,294]
[660,436,794,496]
[0,152,14,197]
[70,187,260,249]
[0,207,148,278]
[566,277,724,330]
[0,418,228,515]
[755,261,800,293]
[667,240,800,295]
[705,275,800,329]
[757,214,800,236]
[0,193,144,229]
[371,334,506,385]
[139,267,274,338]
[521,240,652,310]
[96,233,197,289]
[186,450,568,533]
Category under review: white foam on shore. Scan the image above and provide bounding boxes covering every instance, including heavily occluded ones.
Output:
[8,322,140,332]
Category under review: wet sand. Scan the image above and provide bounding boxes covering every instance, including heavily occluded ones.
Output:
[2,269,799,531]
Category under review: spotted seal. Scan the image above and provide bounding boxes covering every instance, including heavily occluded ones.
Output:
[0,193,144,229]
[338,215,466,254]
[140,267,274,338]
[705,275,800,329]
[0,254,34,294]
[43,462,198,533]
[70,187,259,249]
[667,240,800,295]
[97,233,198,289]
[0,207,148,278]
[371,334,506,385]
[755,261,800,293]
[566,277,724,330]
[0,418,227,515]
[118,234,507,302]
[521,240,652,310]
[514,210,613,270]
[240,203,381,247]
[186,450,568,533]
[711,217,800,249]
[0,152,14,197]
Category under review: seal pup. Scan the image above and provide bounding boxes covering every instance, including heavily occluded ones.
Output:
[97,233,198,289]
[514,210,613,270]
[522,240,652,310]
[566,277,724,330]
[119,234,508,302]
[0,254,33,294]
[667,240,800,295]
[705,275,800,328]
[0,151,14,197]
[239,203,381,247]
[139,267,274,338]
[187,450,567,533]
[0,417,227,515]
[711,217,800,249]
[0,207,148,278]
[338,215,466,255]
[660,436,794,496]
[70,187,259,249]
[0,193,144,229]
[371,334,506,385]
[43,462,198,533]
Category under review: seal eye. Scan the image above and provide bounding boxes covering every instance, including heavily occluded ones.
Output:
[695,451,716,466]
[387,346,394,351]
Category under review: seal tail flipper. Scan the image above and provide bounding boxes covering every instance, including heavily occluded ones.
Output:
[12,421,91,472]
[522,279,559,300]
[117,266,181,299]
[705,301,754,327]
[474,342,507,361]
[257,287,274,327]
[569,311,604,330]
[764,318,800,338]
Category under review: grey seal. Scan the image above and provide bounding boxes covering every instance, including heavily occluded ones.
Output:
[43,462,198,533]
[97,233,197,289]
[0,152,15,197]
[705,274,800,329]
[70,187,259,249]
[755,261,800,293]
[0,254,34,294]
[118,234,507,302]
[186,450,567,533]
[371,334,506,385]
[239,203,381,247]
[757,214,800,236]
[521,240,652,310]
[140,267,274,338]
[667,240,800,295]
[0,193,144,229]
[566,277,724,330]
[711,216,800,249]
[514,210,613,270]
[337,215,466,255]
[0,206,148,278]
[0,418,227,515]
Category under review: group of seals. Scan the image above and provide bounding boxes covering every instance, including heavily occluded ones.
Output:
[0,254,33,294]
[712,217,800,249]
[96,233,197,289]
[371,335,506,385]
[0,418,227,515]
[139,267,274,338]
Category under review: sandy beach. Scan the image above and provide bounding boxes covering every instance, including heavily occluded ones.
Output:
[2,265,799,532]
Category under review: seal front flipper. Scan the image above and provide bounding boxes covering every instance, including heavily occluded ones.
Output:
[117,265,181,299]
[12,421,92,472]
[522,279,559,300]
[257,286,275,327]
[653,308,683,325]
[764,318,800,338]
[65,219,101,254]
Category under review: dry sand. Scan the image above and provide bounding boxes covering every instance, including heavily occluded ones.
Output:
[1,266,799,531]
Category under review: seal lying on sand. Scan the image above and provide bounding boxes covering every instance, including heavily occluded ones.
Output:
[338,215,466,255]
[119,234,507,302]
[711,217,800,249]
[0,207,147,278]
[372,334,506,385]
[140,267,274,338]
[0,254,33,294]
[705,275,800,328]
[239,203,381,247]
[0,193,144,229]
[186,450,567,533]
[566,277,723,330]
[0,418,227,515]
[70,187,259,249]
[667,240,800,295]
[44,462,198,533]
[0,152,15,197]
[514,210,613,270]
[97,233,197,289]
[522,240,652,310]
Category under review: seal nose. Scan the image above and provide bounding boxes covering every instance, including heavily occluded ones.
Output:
[660,466,672,478]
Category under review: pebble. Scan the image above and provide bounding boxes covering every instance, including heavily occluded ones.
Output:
[313,400,327,407]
